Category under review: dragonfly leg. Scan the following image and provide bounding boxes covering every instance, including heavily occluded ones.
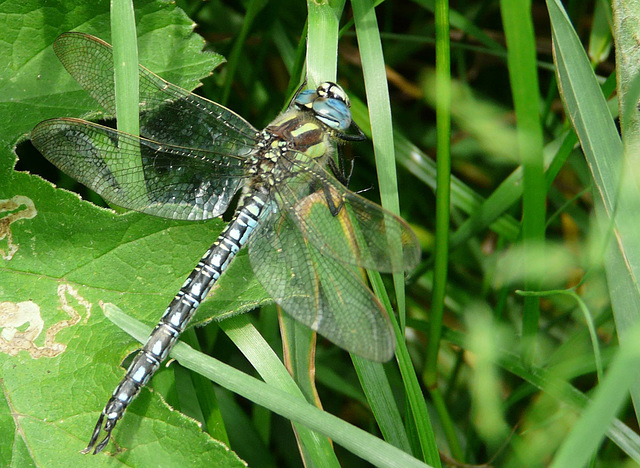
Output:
[323,149,355,216]
[336,119,366,142]
[327,146,355,188]
[322,184,344,216]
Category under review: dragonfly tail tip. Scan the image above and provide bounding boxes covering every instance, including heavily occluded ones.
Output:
[81,411,112,455]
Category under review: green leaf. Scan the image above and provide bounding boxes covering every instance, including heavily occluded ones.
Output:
[0,0,260,463]
[547,0,640,459]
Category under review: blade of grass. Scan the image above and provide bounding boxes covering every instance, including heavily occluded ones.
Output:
[307,0,416,459]
[500,0,546,364]
[351,354,412,453]
[306,0,342,86]
[351,0,439,464]
[111,0,139,137]
[220,314,340,467]
[423,0,464,462]
[547,0,640,425]
[295,3,356,465]
[179,328,230,445]
[110,0,143,194]
[587,0,613,66]
[367,272,441,466]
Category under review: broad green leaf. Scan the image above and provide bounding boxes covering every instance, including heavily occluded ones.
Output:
[0,0,264,463]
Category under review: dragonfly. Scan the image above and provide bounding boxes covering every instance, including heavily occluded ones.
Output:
[31,32,420,454]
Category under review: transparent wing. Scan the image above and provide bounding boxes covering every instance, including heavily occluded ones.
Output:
[248,205,395,362]
[274,156,421,274]
[53,32,258,155]
[31,118,250,220]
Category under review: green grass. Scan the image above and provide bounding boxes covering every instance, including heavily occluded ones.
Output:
[1,0,639,466]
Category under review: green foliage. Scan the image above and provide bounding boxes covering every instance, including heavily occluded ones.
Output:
[1,0,639,467]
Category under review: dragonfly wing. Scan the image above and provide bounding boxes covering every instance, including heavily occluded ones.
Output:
[53,32,258,155]
[248,206,395,362]
[31,118,249,220]
[276,159,421,274]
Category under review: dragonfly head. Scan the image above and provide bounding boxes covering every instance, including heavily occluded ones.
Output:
[294,82,354,133]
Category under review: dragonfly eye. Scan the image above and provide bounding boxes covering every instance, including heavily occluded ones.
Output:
[312,97,352,131]
[294,89,316,109]
[293,82,354,131]
[316,81,351,108]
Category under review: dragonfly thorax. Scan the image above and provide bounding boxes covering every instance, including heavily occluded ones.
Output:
[245,107,337,191]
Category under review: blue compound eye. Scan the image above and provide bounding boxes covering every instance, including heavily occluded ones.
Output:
[294,82,353,131]
[294,89,317,109]
[313,97,352,131]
